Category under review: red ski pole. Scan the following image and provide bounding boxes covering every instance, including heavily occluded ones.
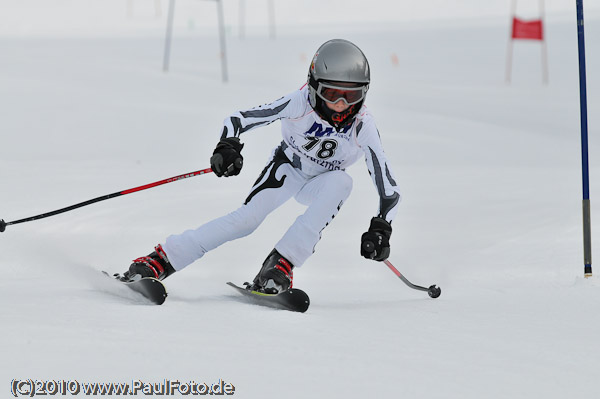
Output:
[361,240,441,298]
[383,259,441,299]
[0,167,213,232]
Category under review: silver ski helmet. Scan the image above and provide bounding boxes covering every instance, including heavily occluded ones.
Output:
[308,39,370,129]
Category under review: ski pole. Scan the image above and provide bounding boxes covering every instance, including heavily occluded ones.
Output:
[0,167,214,233]
[383,259,441,298]
[361,240,441,298]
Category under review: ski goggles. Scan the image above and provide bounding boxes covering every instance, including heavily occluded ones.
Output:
[315,82,368,106]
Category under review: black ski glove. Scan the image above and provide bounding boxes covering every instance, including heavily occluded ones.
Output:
[210,137,244,177]
[361,217,392,261]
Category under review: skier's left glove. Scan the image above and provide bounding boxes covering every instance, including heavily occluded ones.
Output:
[210,137,244,177]
[361,217,392,261]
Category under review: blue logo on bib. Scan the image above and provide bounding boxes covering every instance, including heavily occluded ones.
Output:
[305,122,350,137]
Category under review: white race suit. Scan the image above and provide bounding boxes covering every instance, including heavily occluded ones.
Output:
[163,84,401,270]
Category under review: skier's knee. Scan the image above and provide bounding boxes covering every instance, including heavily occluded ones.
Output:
[229,208,265,236]
[332,171,353,199]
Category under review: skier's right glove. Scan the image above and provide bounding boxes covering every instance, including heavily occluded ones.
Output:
[210,137,244,177]
[360,217,392,261]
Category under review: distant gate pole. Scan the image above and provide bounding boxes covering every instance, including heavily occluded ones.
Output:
[267,0,276,39]
[216,0,228,82]
[505,0,548,84]
[163,0,176,72]
[162,0,228,83]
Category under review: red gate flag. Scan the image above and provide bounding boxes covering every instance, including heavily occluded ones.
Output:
[512,17,544,40]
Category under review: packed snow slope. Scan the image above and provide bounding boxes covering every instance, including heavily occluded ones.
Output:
[1,2,600,398]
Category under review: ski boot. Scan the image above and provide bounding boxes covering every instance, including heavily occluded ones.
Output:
[119,244,176,282]
[247,249,294,294]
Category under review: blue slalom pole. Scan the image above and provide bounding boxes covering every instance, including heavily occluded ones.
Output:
[576,0,593,277]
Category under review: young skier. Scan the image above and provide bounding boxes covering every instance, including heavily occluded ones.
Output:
[120,39,401,293]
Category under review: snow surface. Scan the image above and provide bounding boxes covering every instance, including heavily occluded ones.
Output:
[2,1,600,398]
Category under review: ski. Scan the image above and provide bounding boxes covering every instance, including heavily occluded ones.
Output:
[104,272,168,305]
[226,282,310,313]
